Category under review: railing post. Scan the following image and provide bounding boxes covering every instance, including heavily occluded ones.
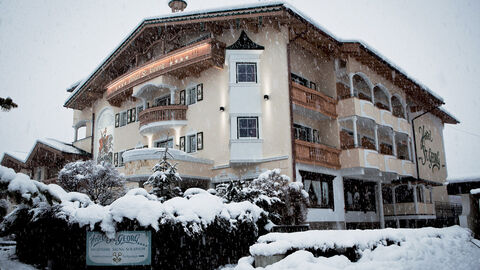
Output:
[391,130,397,157]
[353,117,358,148]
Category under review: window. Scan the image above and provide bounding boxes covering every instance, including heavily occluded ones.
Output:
[343,178,376,212]
[155,96,170,107]
[237,117,258,138]
[395,185,414,203]
[187,87,196,105]
[301,171,334,209]
[291,73,308,87]
[187,134,197,153]
[236,62,257,83]
[119,111,127,127]
[116,151,125,167]
[294,124,312,142]
[155,138,173,149]
[136,105,144,122]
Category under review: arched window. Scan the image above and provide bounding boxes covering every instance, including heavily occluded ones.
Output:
[352,74,372,102]
[373,86,390,110]
[391,96,405,118]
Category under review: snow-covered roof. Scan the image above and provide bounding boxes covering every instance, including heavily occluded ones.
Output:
[447,176,480,184]
[3,151,28,163]
[1,138,89,168]
[471,188,480,195]
[36,138,86,155]
[65,1,446,109]
[437,106,460,124]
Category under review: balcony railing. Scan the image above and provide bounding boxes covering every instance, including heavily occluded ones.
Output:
[291,82,337,118]
[383,202,435,216]
[138,105,187,128]
[294,139,341,169]
[106,38,225,106]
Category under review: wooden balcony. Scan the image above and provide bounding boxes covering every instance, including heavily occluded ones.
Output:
[291,82,337,118]
[294,139,341,169]
[138,105,187,134]
[106,38,225,106]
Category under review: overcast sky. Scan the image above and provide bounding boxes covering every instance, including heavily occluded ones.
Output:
[0,0,479,178]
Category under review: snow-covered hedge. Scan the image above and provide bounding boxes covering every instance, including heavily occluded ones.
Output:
[227,226,479,270]
[0,166,269,269]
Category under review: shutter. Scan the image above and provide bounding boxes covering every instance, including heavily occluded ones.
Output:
[114,153,118,167]
[197,83,203,101]
[115,113,120,128]
[197,132,203,150]
[127,109,132,124]
[180,90,185,105]
[179,136,185,151]
[131,107,136,122]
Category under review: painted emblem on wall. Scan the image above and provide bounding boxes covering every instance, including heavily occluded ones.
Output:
[418,125,441,172]
[96,108,114,164]
[98,128,113,163]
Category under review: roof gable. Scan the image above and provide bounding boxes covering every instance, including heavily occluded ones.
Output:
[226,31,264,50]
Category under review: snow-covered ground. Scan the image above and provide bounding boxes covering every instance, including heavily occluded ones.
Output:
[0,245,38,270]
[224,226,480,270]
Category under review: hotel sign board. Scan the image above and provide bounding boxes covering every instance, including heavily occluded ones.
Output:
[106,39,214,97]
[86,231,151,266]
[414,114,447,183]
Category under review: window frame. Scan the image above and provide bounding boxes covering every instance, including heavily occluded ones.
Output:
[237,117,259,139]
[154,138,174,149]
[187,86,197,105]
[136,104,144,122]
[301,171,335,210]
[154,95,170,107]
[293,123,313,143]
[236,62,257,83]
[187,134,197,153]
[343,178,377,212]
[119,110,128,127]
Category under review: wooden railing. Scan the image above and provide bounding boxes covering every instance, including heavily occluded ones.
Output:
[138,105,187,127]
[291,82,337,118]
[294,139,341,169]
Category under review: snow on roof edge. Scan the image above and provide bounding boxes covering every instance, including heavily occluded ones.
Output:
[447,176,480,184]
[280,2,444,103]
[438,106,460,123]
[65,0,445,107]
[2,151,28,163]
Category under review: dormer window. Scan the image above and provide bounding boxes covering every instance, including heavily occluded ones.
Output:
[236,62,257,83]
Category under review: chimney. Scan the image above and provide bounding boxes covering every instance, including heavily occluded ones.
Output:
[168,0,187,13]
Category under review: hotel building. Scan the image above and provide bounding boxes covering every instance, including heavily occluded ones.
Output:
[59,1,459,229]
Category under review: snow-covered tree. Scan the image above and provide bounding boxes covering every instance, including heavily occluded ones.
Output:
[216,169,309,225]
[57,160,125,205]
[144,148,182,201]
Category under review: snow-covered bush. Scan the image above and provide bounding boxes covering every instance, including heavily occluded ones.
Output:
[57,160,125,205]
[0,198,9,221]
[216,169,309,225]
[0,166,269,269]
[143,149,182,201]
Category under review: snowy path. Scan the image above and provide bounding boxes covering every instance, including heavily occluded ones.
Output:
[0,247,38,270]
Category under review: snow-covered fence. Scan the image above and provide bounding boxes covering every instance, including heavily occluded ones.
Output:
[0,166,269,269]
